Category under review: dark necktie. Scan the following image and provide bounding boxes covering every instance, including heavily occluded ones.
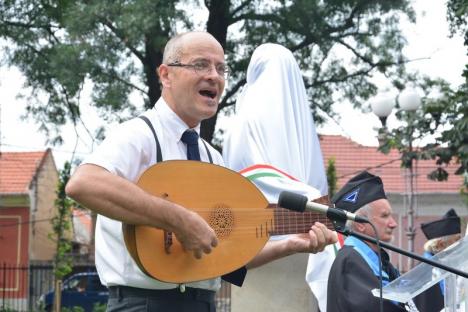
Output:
[181,129,201,161]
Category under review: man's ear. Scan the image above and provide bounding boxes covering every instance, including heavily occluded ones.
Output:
[158,64,171,88]
[355,222,366,232]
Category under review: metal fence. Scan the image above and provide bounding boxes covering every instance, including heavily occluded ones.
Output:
[0,263,231,312]
[1,263,51,311]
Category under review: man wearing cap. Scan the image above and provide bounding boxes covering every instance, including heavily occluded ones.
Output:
[326,171,411,312]
[421,209,461,257]
[413,209,462,312]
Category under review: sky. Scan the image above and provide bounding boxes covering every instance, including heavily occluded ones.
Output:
[0,0,466,169]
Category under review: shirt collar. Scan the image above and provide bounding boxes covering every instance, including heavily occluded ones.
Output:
[155,98,201,142]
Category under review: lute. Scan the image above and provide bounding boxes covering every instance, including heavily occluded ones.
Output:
[123,160,333,283]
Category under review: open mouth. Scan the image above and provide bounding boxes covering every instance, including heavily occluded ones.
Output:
[199,89,217,99]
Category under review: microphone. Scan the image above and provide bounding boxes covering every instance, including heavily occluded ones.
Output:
[278,191,369,223]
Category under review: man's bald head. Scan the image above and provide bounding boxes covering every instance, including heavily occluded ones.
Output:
[157,31,226,128]
[162,31,222,64]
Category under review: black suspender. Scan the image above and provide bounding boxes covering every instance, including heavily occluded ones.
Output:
[138,115,244,285]
[139,115,162,163]
[200,140,213,164]
[138,115,213,164]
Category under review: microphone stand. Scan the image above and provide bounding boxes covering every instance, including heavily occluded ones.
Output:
[333,222,468,278]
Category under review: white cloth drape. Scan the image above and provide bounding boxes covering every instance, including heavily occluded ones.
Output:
[223,43,327,195]
[223,43,335,311]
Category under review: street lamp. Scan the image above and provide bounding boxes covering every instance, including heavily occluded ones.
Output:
[371,89,421,269]
[370,93,395,146]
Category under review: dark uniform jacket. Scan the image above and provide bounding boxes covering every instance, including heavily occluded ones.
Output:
[327,239,409,312]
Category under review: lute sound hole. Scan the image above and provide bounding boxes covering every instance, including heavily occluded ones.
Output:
[209,205,234,238]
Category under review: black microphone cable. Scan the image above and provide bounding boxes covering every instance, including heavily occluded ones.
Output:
[363,219,384,312]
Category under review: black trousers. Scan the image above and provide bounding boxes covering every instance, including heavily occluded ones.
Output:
[107,286,216,312]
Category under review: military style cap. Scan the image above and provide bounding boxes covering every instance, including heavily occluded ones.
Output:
[332,171,387,213]
[421,209,461,240]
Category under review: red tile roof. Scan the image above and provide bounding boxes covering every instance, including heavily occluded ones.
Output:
[320,135,463,194]
[72,209,92,244]
[0,149,51,194]
[2,139,462,196]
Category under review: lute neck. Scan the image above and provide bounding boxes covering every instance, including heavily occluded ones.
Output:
[269,195,335,236]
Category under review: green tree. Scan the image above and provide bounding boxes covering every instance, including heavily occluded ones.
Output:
[326,157,338,199]
[1,0,189,147]
[378,0,467,202]
[50,161,74,311]
[445,0,467,182]
[51,161,74,278]
[447,0,468,44]
[434,0,467,188]
[1,0,416,145]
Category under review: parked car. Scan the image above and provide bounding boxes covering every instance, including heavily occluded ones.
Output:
[39,272,108,312]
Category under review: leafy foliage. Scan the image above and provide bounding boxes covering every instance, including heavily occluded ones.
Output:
[376,0,467,199]
[444,0,468,203]
[91,303,107,312]
[50,161,74,279]
[377,77,467,204]
[49,161,75,310]
[2,0,465,194]
[326,157,338,198]
[1,0,415,144]
[63,307,84,312]
[1,0,189,145]
[447,0,468,44]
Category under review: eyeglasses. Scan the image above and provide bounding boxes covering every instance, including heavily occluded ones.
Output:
[167,60,229,79]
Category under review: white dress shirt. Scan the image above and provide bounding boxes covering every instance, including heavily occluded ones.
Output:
[83,97,224,290]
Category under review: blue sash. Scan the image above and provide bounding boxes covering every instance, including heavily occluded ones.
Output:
[344,236,391,284]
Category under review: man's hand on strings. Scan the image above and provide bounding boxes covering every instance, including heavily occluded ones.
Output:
[288,222,337,253]
[173,210,218,259]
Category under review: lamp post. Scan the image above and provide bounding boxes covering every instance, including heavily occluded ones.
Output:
[371,90,421,269]
[370,93,395,146]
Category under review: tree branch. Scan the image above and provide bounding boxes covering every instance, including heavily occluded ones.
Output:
[101,71,147,95]
[219,77,246,110]
[311,67,375,85]
[230,12,285,26]
[335,38,377,65]
[231,0,254,17]
[325,0,370,34]
[99,17,145,63]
